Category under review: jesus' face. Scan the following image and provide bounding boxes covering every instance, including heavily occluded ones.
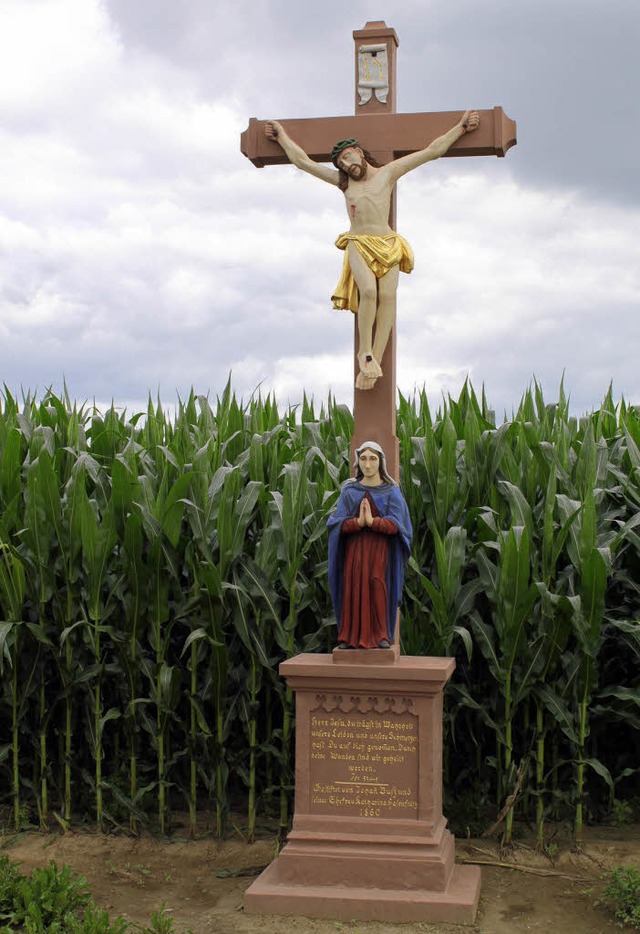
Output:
[358,449,381,483]
[336,147,367,180]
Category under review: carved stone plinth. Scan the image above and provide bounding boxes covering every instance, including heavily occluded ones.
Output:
[244,653,480,924]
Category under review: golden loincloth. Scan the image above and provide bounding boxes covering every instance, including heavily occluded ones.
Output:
[331,233,414,313]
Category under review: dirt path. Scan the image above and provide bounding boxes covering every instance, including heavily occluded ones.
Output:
[3,823,639,933]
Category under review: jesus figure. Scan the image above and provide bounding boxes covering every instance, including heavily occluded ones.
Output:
[265,112,480,389]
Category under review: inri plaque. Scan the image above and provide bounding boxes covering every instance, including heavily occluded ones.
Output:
[357,43,389,105]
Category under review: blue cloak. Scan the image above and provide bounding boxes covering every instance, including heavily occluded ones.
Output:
[327,481,412,642]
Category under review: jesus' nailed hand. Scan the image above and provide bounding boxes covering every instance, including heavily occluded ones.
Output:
[265,112,480,390]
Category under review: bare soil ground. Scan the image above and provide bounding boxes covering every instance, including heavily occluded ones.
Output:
[2,819,639,933]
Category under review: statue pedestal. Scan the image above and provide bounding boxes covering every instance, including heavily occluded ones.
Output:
[244,653,480,924]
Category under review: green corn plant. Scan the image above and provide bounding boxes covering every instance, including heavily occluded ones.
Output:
[472,520,540,844]
[179,435,221,837]
[412,413,464,539]
[137,455,194,834]
[566,464,640,841]
[180,553,220,837]
[0,542,26,829]
[60,452,119,831]
[183,459,262,837]
[558,417,620,841]
[502,385,576,841]
[110,448,152,833]
[400,389,509,654]
[405,527,478,658]
[19,431,65,826]
[539,482,639,843]
[404,525,479,793]
[597,497,640,783]
[56,446,92,825]
[0,392,25,545]
[529,472,576,848]
[496,466,566,843]
[234,423,293,835]
[228,568,276,842]
[211,467,262,837]
[256,449,336,838]
[224,427,292,839]
[570,542,610,842]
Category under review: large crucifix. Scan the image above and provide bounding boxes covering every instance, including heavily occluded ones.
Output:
[241,21,516,480]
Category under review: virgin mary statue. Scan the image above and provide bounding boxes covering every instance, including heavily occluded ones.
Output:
[327,441,412,649]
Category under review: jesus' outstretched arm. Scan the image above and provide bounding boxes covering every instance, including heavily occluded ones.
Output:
[265,121,340,187]
[384,110,480,184]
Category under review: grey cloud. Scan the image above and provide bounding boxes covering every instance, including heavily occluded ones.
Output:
[2,0,639,419]
[104,0,640,207]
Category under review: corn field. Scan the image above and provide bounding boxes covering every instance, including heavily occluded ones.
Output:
[0,379,639,846]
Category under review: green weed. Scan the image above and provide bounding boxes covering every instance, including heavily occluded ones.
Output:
[604,865,640,929]
[611,799,634,828]
[0,854,187,933]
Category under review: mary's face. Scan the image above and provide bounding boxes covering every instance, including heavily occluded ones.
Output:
[358,449,380,481]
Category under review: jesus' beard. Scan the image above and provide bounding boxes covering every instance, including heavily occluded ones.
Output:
[348,158,367,180]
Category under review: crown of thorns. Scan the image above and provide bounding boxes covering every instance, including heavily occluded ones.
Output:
[331,138,361,166]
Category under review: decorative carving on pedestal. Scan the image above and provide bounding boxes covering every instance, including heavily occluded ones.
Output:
[312,693,416,715]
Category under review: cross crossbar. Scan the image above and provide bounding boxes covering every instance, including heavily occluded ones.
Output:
[241,107,516,168]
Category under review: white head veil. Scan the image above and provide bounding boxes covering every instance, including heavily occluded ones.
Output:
[353,440,395,484]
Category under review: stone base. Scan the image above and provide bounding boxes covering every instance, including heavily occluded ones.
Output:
[331,643,399,665]
[244,652,481,924]
[245,861,481,924]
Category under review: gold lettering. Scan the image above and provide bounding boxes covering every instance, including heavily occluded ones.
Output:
[308,704,418,817]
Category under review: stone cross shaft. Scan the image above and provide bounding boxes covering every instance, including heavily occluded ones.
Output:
[240,21,516,480]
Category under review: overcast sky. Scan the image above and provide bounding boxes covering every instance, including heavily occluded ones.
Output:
[1,0,638,419]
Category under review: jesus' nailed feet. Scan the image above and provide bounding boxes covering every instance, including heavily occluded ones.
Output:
[356,352,382,390]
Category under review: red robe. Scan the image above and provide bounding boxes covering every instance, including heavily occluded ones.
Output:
[337,492,399,648]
